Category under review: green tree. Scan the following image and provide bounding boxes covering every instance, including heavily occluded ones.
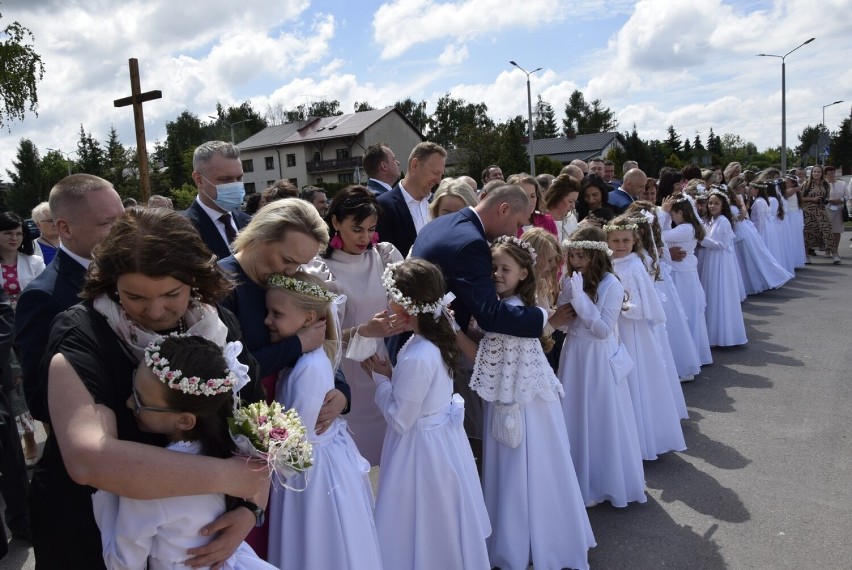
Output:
[170,183,198,210]
[533,95,558,139]
[39,150,70,195]
[103,125,131,194]
[4,138,45,215]
[561,90,618,136]
[0,11,45,129]
[622,124,654,174]
[164,111,204,188]
[308,100,343,118]
[394,98,429,135]
[496,115,530,176]
[665,125,682,155]
[428,94,493,150]
[354,101,374,112]
[207,101,267,143]
[693,134,705,151]
[535,154,564,176]
[706,128,723,161]
[75,125,105,176]
[830,114,852,171]
[796,124,827,165]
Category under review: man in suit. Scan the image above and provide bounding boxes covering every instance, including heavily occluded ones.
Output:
[376,141,446,257]
[363,142,400,196]
[607,168,647,215]
[15,174,125,422]
[411,183,572,337]
[183,140,251,259]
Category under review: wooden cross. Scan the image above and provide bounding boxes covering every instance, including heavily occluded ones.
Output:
[114,58,162,203]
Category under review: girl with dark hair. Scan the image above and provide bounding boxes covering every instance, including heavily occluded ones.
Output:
[576,173,611,221]
[604,216,686,460]
[363,259,491,570]
[697,191,748,346]
[459,236,595,570]
[659,194,713,366]
[92,335,274,569]
[32,207,267,569]
[558,226,646,508]
[311,184,406,466]
[657,167,685,203]
[0,211,45,464]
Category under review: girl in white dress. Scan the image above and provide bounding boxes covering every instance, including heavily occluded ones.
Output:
[658,194,713,366]
[627,201,701,385]
[698,191,748,347]
[461,236,595,570]
[726,176,792,294]
[364,259,491,570]
[749,182,790,273]
[92,335,274,570]
[558,226,646,508]
[605,217,687,461]
[782,174,808,268]
[264,271,381,570]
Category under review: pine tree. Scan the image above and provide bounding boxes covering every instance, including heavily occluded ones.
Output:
[4,138,45,215]
[533,95,558,139]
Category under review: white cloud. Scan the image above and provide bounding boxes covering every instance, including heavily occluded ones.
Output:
[438,44,469,67]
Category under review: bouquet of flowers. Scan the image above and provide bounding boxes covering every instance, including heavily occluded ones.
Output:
[229,401,314,487]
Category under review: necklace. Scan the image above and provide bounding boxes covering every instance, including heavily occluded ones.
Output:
[177,318,187,334]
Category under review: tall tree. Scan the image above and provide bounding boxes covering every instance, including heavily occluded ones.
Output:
[428,94,492,150]
[496,115,530,175]
[706,128,723,160]
[665,125,682,155]
[796,124,828,164]
[0,11,45,129]
[533,95,558,139]
[103,125,129,192]
[4,138,44,215]
[830,113,852,171]
[394,98,429,135]
[562,90,618,136]
[354,101,374,112]
[76,124,105,176]
[207,101,267,143]
[308,100,343,118]
[164,111,204,188]
[693,133,705,151]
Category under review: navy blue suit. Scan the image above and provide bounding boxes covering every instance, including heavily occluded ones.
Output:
[14,249,87,422]
[410,208,543,338]
[376,185,418,258]
[183,200,251,259]
[367,179,391,196]
[607,187,634,215]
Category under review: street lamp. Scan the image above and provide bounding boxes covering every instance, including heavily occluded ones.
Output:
[510,60,542,175]
[820,100,843,165]
[757,37,815,173]
[209,116,251,143]
[47,147,72,176]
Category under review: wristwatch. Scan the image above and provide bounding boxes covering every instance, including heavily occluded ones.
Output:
[236,499,265,527]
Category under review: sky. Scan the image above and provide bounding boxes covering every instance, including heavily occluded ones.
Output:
[1,0,850,178]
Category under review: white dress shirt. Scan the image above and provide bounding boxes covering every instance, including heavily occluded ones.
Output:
[399,181,431,234]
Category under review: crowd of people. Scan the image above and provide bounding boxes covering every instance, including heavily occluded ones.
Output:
[0,138,846,569]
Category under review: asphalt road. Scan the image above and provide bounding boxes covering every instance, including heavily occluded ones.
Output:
[3,251,850,569]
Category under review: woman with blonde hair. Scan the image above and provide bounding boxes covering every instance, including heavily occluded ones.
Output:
[429,178,478,219]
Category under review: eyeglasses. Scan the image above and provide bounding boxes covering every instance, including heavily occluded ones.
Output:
[131,371,181,415]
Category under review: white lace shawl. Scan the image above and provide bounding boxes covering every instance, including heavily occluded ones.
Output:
[469,296,563,404]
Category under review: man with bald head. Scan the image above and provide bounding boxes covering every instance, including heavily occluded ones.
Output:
[607,168,647,215]
[412,183,572,337]
[559,164,584,182]
[16,174,125,422]
[458,175,478,193]
[570,159,589,174]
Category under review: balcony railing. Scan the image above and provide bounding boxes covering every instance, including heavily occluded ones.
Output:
[306,156,362,173]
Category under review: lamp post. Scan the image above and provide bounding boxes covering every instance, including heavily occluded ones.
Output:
[209,116,251,143]
[46,147,73,176]
[757,37,815,173]
[510,60,542,175]
[820,100,843,165]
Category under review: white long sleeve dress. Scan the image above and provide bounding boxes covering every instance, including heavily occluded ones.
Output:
[698,216,748,347]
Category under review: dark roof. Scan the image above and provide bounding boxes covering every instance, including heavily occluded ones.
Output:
[529,132,625,161]
[237,107,422,151]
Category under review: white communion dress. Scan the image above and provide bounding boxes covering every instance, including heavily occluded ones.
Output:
[92,441,275,570]
[471,295,595,570]
[698,216,749,347]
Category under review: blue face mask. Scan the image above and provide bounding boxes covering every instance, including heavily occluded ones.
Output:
[201,177,245,212]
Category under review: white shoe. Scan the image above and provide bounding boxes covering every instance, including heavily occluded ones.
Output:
[833,255,842,264]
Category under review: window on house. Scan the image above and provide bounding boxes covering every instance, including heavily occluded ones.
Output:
[244,182,255,193]
[313,152,321,162]
[242,159,254,173]
[265,156,274,170]
[336,148,350,159]
[267,180,276,187]
[289,178,298,186]
[338,173,354,184]
[286,154,296,167]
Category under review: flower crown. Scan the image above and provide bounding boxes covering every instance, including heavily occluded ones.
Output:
[381,262,453,318]
[267,275,337,302]
[493,235,537,263]
[707,189,730,203]
[602,221,638,232]
[144,335,238,397]
[673,194,691,204]
[563,239,612,255]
